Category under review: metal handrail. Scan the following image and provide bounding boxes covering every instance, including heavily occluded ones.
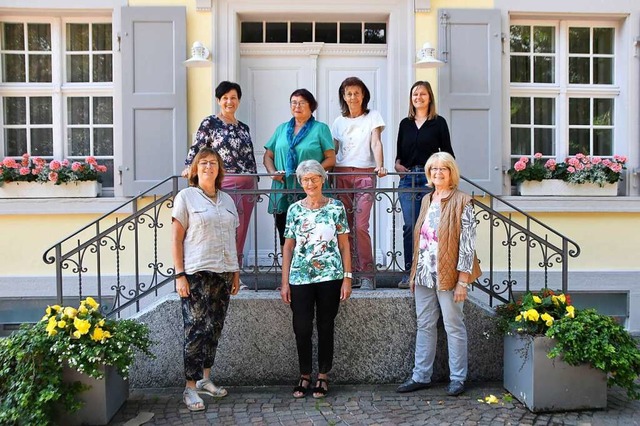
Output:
[42,172,581,317]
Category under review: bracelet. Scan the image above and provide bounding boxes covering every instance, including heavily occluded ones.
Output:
[343,272,353,279]
[175,272,186,279]
[457,281,470,289]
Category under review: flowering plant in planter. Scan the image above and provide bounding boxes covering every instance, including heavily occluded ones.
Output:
[496,288,640,399]
[0,297,153,425]
[508,153,627,187]
[0,153,108,185]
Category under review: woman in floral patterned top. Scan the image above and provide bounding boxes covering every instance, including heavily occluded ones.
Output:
[280,160,352,400]
[183,81,257,277]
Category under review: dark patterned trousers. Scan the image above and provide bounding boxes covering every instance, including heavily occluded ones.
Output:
[181,271,232,381]
[290,279,342,375]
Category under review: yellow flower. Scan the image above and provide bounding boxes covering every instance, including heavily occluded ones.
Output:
[98,319,105,327]
[551,295,559,306]
[46,306,52,315]
[102,330,112,339]
[46,317,58,336]
[41,314,50,322]
[484,394,499,404]
[57,320,67,328]
[78,305,89,315]
[63,307,77,319]
[557,294,566,304]
[72,330,82,339]
[91,327,105,342]
[532,295,542,304]
[524,309,540,322]
[84,297,99,310]
[515,314,523,322]
[73,317,91,336]
[565,305,575,318]
[540,313,554,327]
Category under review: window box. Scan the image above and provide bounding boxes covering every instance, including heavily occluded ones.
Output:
[0,181,101,198]
[518,180,617,196]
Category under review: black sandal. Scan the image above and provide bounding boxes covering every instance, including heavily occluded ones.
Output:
[293,375,311,398]
[312,378,328,399]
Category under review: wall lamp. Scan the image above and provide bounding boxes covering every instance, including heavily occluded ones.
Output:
[414,42,444,69]
[184,41,211,67]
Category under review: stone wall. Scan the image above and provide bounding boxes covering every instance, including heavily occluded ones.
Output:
[129,290,503,387]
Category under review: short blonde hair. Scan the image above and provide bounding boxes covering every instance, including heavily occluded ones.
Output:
[425,152,460,189]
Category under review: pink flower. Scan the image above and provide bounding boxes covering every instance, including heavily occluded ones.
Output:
[614,155,627,163]
[96,165,108,173]
[31,169,39,175]
[21,153,29,167]
[19,167,30,176]
[48,171,58,183]
[34,157,46,166]
[3,157,18,168]
[534,152,543,159]
[575,162,584,170]
[575,153,585,160]
[602,159,612,167]
[591,156,602,165]
[519,156,529,164]
[544,159,557,170]
[49,160,62,171]
[567,166,576,173]
[86,156,98,166]
[610,164,622,173]
[71,162,83,172]
[514,161,527,172]
[567,158,579,167]
[585,163,592,169]
[61,159,70,167]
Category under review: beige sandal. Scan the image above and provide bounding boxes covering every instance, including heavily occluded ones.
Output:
[183,387,205,411]
[196,378,228,398]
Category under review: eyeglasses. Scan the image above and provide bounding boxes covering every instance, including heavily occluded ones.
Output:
[300,176,322,185]
[290,101,309,107]
[197,161,218,168]
[430,167,449,173]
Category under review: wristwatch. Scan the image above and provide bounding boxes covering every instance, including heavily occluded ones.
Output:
[457,281,470,289]
[343,272,353,279]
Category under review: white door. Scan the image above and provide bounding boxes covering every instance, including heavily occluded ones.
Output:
[239,45,389,267]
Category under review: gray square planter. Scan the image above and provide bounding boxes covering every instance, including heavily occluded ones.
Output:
[503,334,607,413]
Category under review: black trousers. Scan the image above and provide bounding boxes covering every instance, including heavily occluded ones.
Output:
[290,279,342,375]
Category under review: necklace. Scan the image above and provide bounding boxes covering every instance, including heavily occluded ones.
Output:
[303,196,327,209]
[217,113,238,125]
[199,186,217,199]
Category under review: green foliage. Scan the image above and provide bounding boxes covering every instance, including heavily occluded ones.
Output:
[495,288,573,335]
[546,309,640,400]
[0,298,153,425]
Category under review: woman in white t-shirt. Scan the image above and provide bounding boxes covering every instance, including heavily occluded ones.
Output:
[331,77,386,290]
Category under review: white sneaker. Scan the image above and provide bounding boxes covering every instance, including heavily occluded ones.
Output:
[359,278,374,290]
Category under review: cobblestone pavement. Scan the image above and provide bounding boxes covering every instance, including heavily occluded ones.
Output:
[109,383,640,425]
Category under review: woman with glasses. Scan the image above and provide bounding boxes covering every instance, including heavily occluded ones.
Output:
[396,152,481,398]
[183,82,257,288]
[263,89,336,251]
[395,81,455,289]
[280,159,351,399]
[331,77,386,290]
[172,147,241,411]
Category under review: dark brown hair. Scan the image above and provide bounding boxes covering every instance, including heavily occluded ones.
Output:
[338,76,371,117]
[408,80,437,121]
[290,88,318,112]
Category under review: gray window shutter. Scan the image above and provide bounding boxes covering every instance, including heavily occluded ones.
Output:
[438,9,502,194]
[121,6,187,196]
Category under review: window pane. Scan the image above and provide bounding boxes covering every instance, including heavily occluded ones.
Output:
[2,54,26,82]
[533,128,554,155]
[593,28,613,54]
[569,57,589,84]
[67,97,89,124]
[265,22,287,43]
[593,57,613,84]
[94,128,113,155]
[5,129,27,155]
[364,23,386,44]
[30,128,53,155]
[533,56,554,83]
[510,25,530,52]
[2,23,24,50]
[92,23,112,50]
[27,23,51,51]
[340,22,361,43]
[568,129,589,154]
[533,26,554,53]
[67,23,89,51]
[28,54,52,82]
[569,98,589,125]
[93,97,113,124]
[534,98,554,125]
[67,54,89,82]
[30,97,52,124]
[68,128,90,156]
[510,56,530,82]
[241,22,263,43]
[510,97,530,124]
[594,129,612,156]
[291,22,312,43]
[93,54,112,82]
[97,159,114,187]
[511,128,530,155]
[593,98,613,125]
[569,27,589,53]
[3,97,26,125]
[315,23,337,43]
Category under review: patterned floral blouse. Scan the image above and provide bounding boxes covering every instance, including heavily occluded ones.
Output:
[415,202,476,288]
[284,198,350,285]
[185,115,257,174]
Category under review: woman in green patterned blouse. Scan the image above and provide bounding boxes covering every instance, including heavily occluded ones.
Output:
[280,159,352,399]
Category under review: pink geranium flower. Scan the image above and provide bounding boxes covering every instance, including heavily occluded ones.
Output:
[544,159,556,170]
[49,160,62,171]
[567,166,576,173]
[95,165,108,173]
[19,167,30,175]
[48,171,58,183]
[71,162,83,172]
[534,152,543,159]
[3,157,18,168]
[86,156,98,166]
[514,161,526,172]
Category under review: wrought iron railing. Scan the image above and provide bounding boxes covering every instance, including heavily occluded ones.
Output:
[43,172,580,317]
